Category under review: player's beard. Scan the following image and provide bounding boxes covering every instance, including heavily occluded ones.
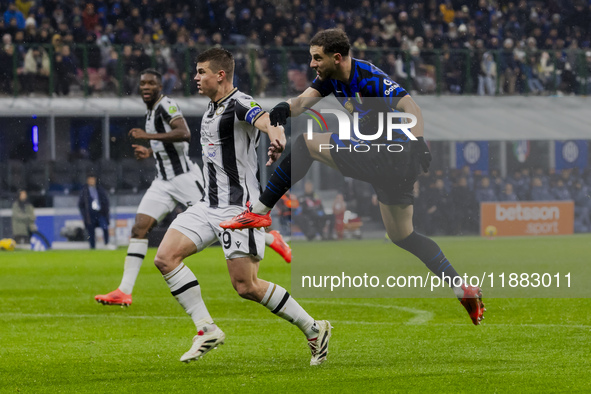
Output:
[316,65,335,81]
[142,91,158,106]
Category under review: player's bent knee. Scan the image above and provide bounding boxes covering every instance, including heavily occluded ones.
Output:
[233,281,258,301]
[154,248,181,274]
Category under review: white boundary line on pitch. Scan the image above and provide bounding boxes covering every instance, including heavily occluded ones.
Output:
[3,312,591,329]
[299,300,435,325]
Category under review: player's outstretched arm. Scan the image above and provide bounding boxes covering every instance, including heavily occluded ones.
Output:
[269,88,323,126]
[128,117,191,142]
[395,95,431,172]
[254,112,286,166]
[395,95,424,138]
[132,144,153,160]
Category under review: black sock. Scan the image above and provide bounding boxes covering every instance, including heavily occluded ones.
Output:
[260,134,314,208]
[393,231,461,287]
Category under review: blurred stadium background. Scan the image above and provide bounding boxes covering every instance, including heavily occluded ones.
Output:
[1,0,590,248]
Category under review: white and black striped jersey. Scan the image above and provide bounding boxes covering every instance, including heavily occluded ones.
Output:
[200,88,265,208]
[145,95,198,180]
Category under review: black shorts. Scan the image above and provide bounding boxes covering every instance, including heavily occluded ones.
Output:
[328,134,420,205]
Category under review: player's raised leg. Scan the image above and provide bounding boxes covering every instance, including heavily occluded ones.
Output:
[265,230,292,263]
[226,256,332,365]
[380,203,485,325]
[95,213,156,306]
[220,133,334,230]
[154,228,223,363]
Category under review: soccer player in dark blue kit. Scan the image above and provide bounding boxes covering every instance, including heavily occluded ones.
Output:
[221,29,485,325]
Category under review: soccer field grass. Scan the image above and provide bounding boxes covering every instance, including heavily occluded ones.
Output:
[1,235,590,393]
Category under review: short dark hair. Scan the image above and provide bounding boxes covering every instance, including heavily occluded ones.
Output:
[309,29,351,56]
[197,47,234,80]
[140,68,162,82]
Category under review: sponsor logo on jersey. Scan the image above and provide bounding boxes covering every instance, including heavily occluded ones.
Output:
[169,105,178,114]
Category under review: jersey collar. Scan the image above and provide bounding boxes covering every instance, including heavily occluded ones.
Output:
[148,95,164,110]
[213,87,238,107]
[347,58,357,84]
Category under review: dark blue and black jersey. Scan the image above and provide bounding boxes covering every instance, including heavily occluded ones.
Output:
[311,58,409,143]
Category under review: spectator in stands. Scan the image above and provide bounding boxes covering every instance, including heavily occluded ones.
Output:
[332,193,346,240]
[4,2,25,30]
[572,180,591,233]
[411,45,436,93]
[478,51,496,95]
[391,47,419,94]
[22,45,50,95]
[78,174,110,249]
[11,189,37,244]
[552,179,572,201]
[499,38,519,95]
[450,176,478,234]
[523,54,545,95]
[294,181,330,241]
[474,177,497,202]
[498,183,518,201]
[54,44,78,96]
[579,51,591,95]
[2,0,591,98]
[0,36,15,93]
[443,50,462,94]
[82,3,99,33]
[489,169,505,195]
[530,177,554,201]
[425,178,452,235]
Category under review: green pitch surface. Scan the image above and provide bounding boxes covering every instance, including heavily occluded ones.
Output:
[1,236,590,393]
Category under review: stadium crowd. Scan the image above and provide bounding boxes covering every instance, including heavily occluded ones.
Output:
[1,0,590,96]
[412,166,591,235]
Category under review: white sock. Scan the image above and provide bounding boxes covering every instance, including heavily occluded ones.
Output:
[118,238,148,294]
[264,232,274,246]
[252,200,272,215]
[452,282,465,299]
[164,263,213,330]
[261,282,317,339]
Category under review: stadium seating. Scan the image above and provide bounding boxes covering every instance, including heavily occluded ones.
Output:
[7,160,27,193]
[71,159,97,191]
[49,160,74,194]
[119,158,141,193]
[98,159,119,194]
[26,160,50,195]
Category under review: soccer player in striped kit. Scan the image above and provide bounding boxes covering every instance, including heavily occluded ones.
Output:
[95,69,292,307]
[153,49,331,365]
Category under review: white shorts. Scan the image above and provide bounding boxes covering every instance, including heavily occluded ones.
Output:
[169,202,266,261]
[137,171,204,222]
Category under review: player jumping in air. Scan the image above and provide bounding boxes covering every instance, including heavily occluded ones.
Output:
[153,48,331,364]
[95,69,291,307]
[221,29,485,325]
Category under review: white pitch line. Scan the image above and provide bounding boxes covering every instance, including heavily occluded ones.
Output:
[1,313,590,329]
[299,300,435,325]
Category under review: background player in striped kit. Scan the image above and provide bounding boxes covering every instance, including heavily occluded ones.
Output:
[153,48,331,365]
[95,69,291,308]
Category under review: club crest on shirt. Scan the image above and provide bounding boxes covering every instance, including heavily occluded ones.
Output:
[344,99,354,114]
[215,104,225,115]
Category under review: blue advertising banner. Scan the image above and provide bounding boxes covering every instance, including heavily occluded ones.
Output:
[456,141,489,173]
[555,140,588,170]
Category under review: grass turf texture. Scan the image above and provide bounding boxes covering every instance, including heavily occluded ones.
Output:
[1,235,590,393]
